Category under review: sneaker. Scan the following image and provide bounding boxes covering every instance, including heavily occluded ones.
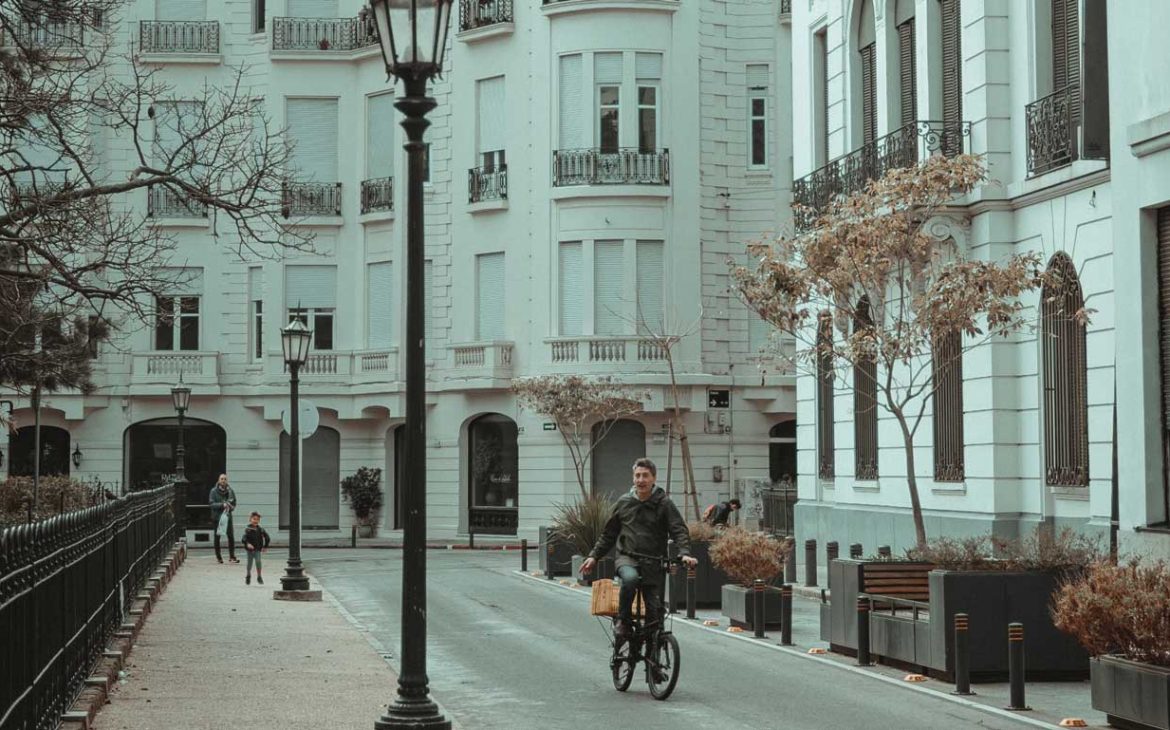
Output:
[229,557,240,564]
[217,557,224,564]
[245,575,251,585]
[257,576,264,585]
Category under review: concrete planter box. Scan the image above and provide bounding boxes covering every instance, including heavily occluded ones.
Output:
[668,541,731,609]
[572,553,615,586]
[357,524,376,538]
[721,584,783,629]
[1091,655,1170,730]
[538,526,574,576]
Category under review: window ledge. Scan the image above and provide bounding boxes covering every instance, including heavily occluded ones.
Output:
[1010,159,1109,199]
[931,482,967,496]
[542,0,679,16]
[1134,523,1170,535]
[288,215,344,227]
[1049,485,1090,501]
[819,478,835,490]
[456,22,514,43]
[745,168,773,179]
[468,198,508,214]
[851,481,880,493]
[550,184,670,201]
[149,217,210,229]
[1128,110,1170,158]
[360,209,395,225]
[269,46,380,63]
[139,52,223,65]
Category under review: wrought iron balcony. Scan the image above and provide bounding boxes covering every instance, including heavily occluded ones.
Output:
[271,16,378,52]
[148,186,207,218]
[1,18,85,50]
[1026,84,1079,177]
[7,180,66,206]
[282,181,342,217]
[460,0,513,30]
[468,165,507,203]
[792,120,970,229]
[360,177,394,214]
[552,148,670,187]
[780,0,791,13]
[139,20,220,54]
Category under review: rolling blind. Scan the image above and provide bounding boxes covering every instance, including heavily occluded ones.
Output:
[366,93,395,178]
[156,0,206,20]
[594,240,625,335]
[286,98,338,182]
[476,253,505,341]
[559,242,583,336]
[594,52,623,84]
[285,265,336,309]
[248,267,264,301]
[635,52,662,81]
[287,0,337,17]
[558,54,583,149]
[477,76,506,155]
[746,63,768,89]
[635,240,664,334]
[898,18,917,127]
[367,262,393,349]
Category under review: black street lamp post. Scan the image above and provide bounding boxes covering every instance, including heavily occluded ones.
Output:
[170,376,191,485]
[367,1,452,728]
[279,318,313,593]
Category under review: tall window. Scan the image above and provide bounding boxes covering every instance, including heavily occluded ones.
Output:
[636,53,661,153]
[253,0,266,32]
[155,296,200,351]
[813,29,829,167]
[366,92,395,179]
[477,76,506,170]
[248,266,264,362]
[559,54,584,150]
[817,313,835,479]
[558,239,665,336]
[635,240,664,334]
[853,298,878,479]
[1158,207,1170,517]
[559,242,583,336]
[285,265,337,351]
[596,52,622,154]
[858,0,877,145]
[932,330,964,481]
[895,0,917,127]
[747,64,769,169]
[367,261,393,349]
[940,0,962,155]
[1041,252,1089,487]
[594,240,624,335]
[476,252,505,341]
[285,97,338,182]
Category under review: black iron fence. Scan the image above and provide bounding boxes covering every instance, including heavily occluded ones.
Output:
[0,485,182,730]
[1025,84,1078,177]
[459,0,513,30]
[271,16,377,52]
[468,165,507,203]
[1,18,86,50]
[552,148,670,186]
[792,119,970,230]
[360,177,394,214]
[147,185,207,218]
[282,181,342,217]
[139,20,220,54]
[757,481,798,537]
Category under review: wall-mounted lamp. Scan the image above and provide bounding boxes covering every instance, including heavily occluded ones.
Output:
[71,444,83,468]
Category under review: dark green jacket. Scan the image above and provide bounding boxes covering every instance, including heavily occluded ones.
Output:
[590,486,690,581]
[209,485,237,523]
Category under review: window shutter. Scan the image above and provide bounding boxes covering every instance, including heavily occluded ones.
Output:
[559,242,583,336]
[1157,208,1170,452]
[156,0,206,20]
[287,0,337,17]
[932,330,964,481]
[853,299,878,479]
[816,314,835,479]
[1040,253,1089,486]
[285,265,337,309]
[594,52,623,84]
[476,253,505,341]
[898,18,917,128]
[593,240,625,335]
[477,76,505,156]
[1051,0,1081,132]
[249,267,264,301]
[860,44,877,145]
[817,31,829,166]
[635,240,664,335]
[160,267,204,295]
[286,98,338,182]
[366,93,395,178]
[941,0,962,130]
[635,53,662,81]
[558,54,583,150]
[367,262,393,349]
[746,64,768,89]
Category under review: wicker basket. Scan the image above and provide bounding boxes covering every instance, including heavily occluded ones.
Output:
[589,579,645,617]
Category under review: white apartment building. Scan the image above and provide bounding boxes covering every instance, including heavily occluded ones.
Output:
[1,0,799,541]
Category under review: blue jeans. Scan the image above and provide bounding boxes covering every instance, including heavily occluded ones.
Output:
[616,565,662,631]
[246,550,262,574]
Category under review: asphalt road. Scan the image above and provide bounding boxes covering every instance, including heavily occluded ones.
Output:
[306,549,1030,730]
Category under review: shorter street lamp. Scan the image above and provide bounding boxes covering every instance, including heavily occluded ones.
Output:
[170,376,191,485]
[279,317,312,593]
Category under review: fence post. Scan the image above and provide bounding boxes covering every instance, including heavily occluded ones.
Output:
[686,565,696,619]
[804,539,818,587]
[784,536,797,584]
[1007,622,1029,710]
[856,597,871,666]
[849,543,863,559]
[546,542,554,580]
[521,538,528,573]
[780,584,793,646]
[753,579,766,638]
[952,613,973,695]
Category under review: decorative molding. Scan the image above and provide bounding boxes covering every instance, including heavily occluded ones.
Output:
[1128,110,1170,158]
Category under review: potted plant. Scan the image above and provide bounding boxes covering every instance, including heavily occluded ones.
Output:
[548,493,614,586]
[1054,559,1170,730]
[710,527,788,628]
[667,521,733,609]
[340,467,384,538]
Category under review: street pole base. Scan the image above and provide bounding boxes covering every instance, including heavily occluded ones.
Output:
[375,698,451,730]
[951,690,976,696]
[272,588,322,602]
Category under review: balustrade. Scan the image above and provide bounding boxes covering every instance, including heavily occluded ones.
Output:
[552,148,670,187]
[139,20,220,54]
[271,16,377,52]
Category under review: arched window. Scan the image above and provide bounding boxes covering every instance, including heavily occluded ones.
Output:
[468,414,519,534]
[853,297,878,479]
[1041,252,1089,486]
[125,417,226,528]
[8,426,70,477]
[816,312,835,479]
[932,330,964,481]
[769,421,796,484]
[856,0,878,145]
[938,0,962,155]
[895,0,917,128]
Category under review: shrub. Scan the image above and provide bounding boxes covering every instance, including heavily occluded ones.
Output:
[906,527,1100,572]
[708,527,787,587]
[0,476,107,525]
[340,467,384,526]
[1052,559,1170,667]
[687,520,718,542]
[550,493,614,556]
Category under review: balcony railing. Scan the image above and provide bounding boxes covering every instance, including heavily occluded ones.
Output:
[139,20,220,54]
[459,0,513,30]
[792,120,969,229]
[450,341,514,380]
[131,352,219,386]
[468,165,507,203]
[7,180,66,206]
[1,18,85,50]
[1026,84,1079,177]
[271,16,378,51]
[268,349,398,382]
[148,186,207,218]
[552,148,670,187]
[780,0,791,13]
[282,181,342,217]
[360,177,394,214]
[548,336,668,367]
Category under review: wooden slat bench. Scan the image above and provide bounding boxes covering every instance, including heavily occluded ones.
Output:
[859,562,934,616]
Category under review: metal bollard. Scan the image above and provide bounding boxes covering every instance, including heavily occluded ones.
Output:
[521,538,528,573]
[856,597,872,666]
[753,579,766,638]
[784,537,797,584]
[351,524,357,548]
[469,531,475,549]
[1007,622,1029,710]
[546,542,555,580]
[877,545,891,558]
[849,543,863,559]
[686,565,696,619]
[804,539,818,587]
[952,613,973,695]
[780,584,794,646]
[827,540,839,563]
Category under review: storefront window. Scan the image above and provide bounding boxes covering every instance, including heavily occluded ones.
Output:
[469,414,518,509]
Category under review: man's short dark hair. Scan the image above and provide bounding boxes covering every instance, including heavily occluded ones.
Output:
[250,511,261,518]
[728,499,742,509]
[632,458,657,477]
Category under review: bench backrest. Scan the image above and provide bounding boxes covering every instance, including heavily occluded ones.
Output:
[860,562,933,602]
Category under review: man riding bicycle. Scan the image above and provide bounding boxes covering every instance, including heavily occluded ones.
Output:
[581,458,698,639]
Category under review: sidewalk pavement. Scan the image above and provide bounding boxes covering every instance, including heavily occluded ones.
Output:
[92,549,405,730]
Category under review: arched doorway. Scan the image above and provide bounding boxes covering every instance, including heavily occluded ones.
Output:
[467,414,518,535]
[769,420,796,483]
[8,425,71,477]
[279,426,341,530]
[124,418,227,528]
[591,419,646,501]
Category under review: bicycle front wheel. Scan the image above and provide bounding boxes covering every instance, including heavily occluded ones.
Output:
[646,633,680,700]
[611,640,635,692]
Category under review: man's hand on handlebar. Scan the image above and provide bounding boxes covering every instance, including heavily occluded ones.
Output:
[580,556,596,575]
[681,555,698,568]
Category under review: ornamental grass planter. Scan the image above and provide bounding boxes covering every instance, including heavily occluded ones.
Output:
[538,526,574,577]
[668,540,731,609]
[1091,656,1170,730]
[721,584,783,629]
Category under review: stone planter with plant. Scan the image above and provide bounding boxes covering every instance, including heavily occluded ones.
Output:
[1054,559,1170,729]
[340,467,384,538]
[668,521,732,609]
[548,493,615,586]
[710,527,788,628]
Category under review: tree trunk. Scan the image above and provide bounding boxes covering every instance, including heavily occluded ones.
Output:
[679,425,701,521]
[897,417,927,547]
[665,347,701,520]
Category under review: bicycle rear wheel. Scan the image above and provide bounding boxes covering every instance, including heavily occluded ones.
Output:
[611,640,635,691]
[646,633,680,700]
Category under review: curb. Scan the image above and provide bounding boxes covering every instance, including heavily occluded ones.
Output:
[187,542,531,551]
[61,541,187,730]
